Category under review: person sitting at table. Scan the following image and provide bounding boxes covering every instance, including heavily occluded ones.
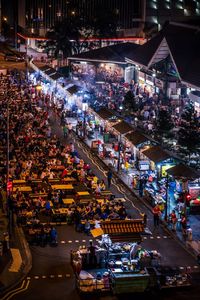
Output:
[84,219,91,235]
[108,210,120,220]
[50,227,58,245]
[45,200,51,215]
[99,179,106,191]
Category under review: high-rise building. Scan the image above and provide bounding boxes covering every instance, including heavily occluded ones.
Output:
[17,0,142,37]
[2,1,200,38]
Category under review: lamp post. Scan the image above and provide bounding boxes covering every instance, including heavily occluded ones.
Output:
[164,174,169,221]
[117,134,122,173]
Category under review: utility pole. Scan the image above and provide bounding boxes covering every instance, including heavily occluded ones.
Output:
[117,134,122,173]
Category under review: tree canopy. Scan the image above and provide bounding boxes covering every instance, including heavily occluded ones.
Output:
[46,6,118,58]
[178,104,200,153]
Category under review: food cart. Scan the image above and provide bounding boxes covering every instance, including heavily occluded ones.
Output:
[71,219,191,295]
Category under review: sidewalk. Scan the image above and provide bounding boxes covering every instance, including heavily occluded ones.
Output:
[0,211,32,295]
[66,116,200,257]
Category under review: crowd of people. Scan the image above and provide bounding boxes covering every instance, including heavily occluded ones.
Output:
[0,71,134,248]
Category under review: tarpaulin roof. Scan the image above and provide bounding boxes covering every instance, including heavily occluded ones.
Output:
[112,120,133,135]
[126,131,150,147]
[166,163,200,179]
[142,145,172,163]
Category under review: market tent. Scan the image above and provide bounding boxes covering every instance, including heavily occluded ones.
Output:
[49,72,63,80]
[95,108,115,121]
[112,120,133,135]
[142,145,172,163]
[166,163,200,179]
[126,131,150,147]
[67,84,82,94]
[39,65,52,72]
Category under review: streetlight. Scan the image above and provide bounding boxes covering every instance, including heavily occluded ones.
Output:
[117,134,122,173]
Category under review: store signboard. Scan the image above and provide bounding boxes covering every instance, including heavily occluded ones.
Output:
[138,71,145,82]
[189,186,200,199]
[139,160,150,171]
[155,78,163,89]
[146,75,153,86]
[161,164,175,177]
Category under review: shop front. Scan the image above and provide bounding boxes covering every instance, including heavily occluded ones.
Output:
[139,145,176,210]
[166,164,200,215]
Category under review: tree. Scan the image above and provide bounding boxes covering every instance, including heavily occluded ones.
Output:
[123,91,138,115]
[46,4,118,58]
[156,109,174,133]
[178,104,200,155]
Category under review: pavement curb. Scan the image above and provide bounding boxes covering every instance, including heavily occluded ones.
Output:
[0,224,32,295]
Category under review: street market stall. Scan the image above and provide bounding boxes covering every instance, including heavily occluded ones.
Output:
[71,233,191,295]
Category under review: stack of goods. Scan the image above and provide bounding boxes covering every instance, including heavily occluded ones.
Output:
[101,220,144,235]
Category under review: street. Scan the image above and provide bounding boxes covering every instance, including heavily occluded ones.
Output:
[3,114,200,300]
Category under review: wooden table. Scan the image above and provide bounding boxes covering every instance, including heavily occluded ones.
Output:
[77,191,90,196]
[13,186,32,193]
[100,190,113,196]
[13,180,26,185]
[48,178,61,183]
[52,208,69,215]
[62,177,76,183]
[51,184,74,190]
[29,193,48,198]
[63,198,75,206]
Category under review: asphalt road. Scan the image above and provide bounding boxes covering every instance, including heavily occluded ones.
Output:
[2,101,200,300]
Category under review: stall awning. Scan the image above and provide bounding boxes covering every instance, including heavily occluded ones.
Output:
[166,163,200,179]
[49,73,63,80]
[67,85,81,94]
[142,145,172,163]
[112,121,133,135]
[100,219,144,242]
[126,131,150,147]
[95,108,115,121]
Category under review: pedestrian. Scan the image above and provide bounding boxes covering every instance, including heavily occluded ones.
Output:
[107,170,113,189]
[88,240,97,267]
[169,209,177,231]
[180,214,187,236]
[152,204,161,228]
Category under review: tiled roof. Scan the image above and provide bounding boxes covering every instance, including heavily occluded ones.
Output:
[166,163,200,179]
[95,108,115,120]
[142,145,172,163]
[112,121,133,135]
[126,131,150,147]
[68,42,140,63]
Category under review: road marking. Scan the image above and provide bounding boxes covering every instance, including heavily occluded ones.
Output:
[82,239,86,242]
[75,240,79,243]
[66,274,71,278]
[1,280,26,300]
[34,276,39,279]
[163,236,168,238]
[150,236,154,239]
[61,240,66,244]
[143,237,147,240]
[42,275,46,279]
[179,267,184,269]
[68,240,72,243]
[5,280,30,300]
[50,275,55,278]
[193,266,199,269]
[58,274,63,278]
[27,277,31,280]
[157,236,161,239]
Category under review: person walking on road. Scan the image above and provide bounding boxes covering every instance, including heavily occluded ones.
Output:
[107,170,113,189]
[152,204,161,228]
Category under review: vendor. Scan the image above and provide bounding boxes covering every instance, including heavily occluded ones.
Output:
[88,240,97,267]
